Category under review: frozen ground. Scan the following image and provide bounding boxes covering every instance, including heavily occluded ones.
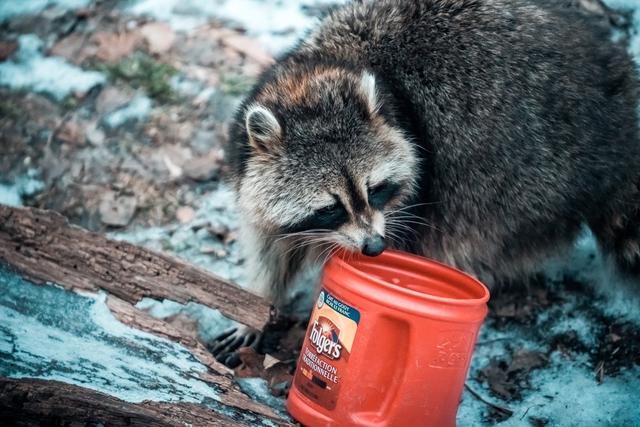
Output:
[0,0,639,426]
[129,0,346,53]
[0,34,105,100]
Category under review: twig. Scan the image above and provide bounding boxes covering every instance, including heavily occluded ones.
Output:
[464,383,514,416]
[595,360,605,384]
[45,112,72,149]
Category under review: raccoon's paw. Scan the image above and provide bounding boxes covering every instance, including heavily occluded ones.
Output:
[208,325,261,368]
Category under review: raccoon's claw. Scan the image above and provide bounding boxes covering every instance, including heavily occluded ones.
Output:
[209,325,261,368]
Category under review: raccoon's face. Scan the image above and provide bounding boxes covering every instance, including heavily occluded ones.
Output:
[236,68,418,257]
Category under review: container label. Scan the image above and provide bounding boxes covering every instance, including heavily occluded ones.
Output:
[293,288,360,410]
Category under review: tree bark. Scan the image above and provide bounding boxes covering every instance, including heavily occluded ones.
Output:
[0,377,293,426]
[0,205,272,330]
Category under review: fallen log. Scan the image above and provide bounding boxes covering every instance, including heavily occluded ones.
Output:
[0,205,272,330]
[0,205,288,422]
[0,377,292,426]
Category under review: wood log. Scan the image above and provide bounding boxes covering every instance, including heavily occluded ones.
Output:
[105,294,232,375]
[0,377,293,426]
[0,264,283,421]
[104,294,282,418]
[0,205,272,330]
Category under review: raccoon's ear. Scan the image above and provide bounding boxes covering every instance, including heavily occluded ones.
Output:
[360,71,380,115]
[245,104,282,154]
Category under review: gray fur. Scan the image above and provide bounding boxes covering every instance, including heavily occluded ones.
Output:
[227,0,640,305]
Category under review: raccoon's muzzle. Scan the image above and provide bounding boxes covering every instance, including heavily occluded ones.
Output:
[362,233,386,257]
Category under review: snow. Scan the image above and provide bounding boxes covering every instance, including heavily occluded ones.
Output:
[544,228,640,323]
[237,378,289,418]
[129,0,346,53]
[605,0,640,59]
[103,94,152,129]
[0,0,90,22]
[0,264,221,404]
[459,356,640,427]
[502,360,640,426]
[136,298,234,343]
[0,34,105,101]
[0,170,44,207]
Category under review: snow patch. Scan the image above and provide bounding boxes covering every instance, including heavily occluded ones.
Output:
[136,298,234,343]
[458,361,640,426]
[129,0,346,53]
[605,1,640,56]
[236,377,288,417]
[0,170,44,207]
[103,95,152,129]
[497,359,640,426]
[0,0,90,22]
[0,34,105,101]
[544,228,640,323]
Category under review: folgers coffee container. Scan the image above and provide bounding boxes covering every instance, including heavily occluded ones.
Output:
[287,249,490,427]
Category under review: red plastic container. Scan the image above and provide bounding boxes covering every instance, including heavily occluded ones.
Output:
[287,249,490,427]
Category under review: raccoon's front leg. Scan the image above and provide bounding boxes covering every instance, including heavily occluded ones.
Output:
[210,223,305,366]
[589,180,640,277]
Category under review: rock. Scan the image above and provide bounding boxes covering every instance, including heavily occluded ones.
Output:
[95,86,134,115]
[99,192,137,227]
[176,206,195,224]
[85,122,106,146]
[162,154,183,179]
[183,152,221,182]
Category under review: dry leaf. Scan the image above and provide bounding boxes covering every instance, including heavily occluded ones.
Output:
[478,350,548,401]
[92,31,141,63]
[56,121,85,146]
[0,40,18,61]
[508,350,548,373]
[263,354,280,370]
[50,33,95,64]
[221,34,274,66]
[235,347,265,378]
[139,22,175,55]
[265,362,293,397]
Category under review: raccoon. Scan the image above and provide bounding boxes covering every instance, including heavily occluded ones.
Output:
[211,0,640,364]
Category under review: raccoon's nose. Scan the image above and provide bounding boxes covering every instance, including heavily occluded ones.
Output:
[362,234,386,257]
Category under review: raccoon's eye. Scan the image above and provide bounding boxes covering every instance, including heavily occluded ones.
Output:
[368,181,400,209]
[312,202,348,228]
[283,201,348,233]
